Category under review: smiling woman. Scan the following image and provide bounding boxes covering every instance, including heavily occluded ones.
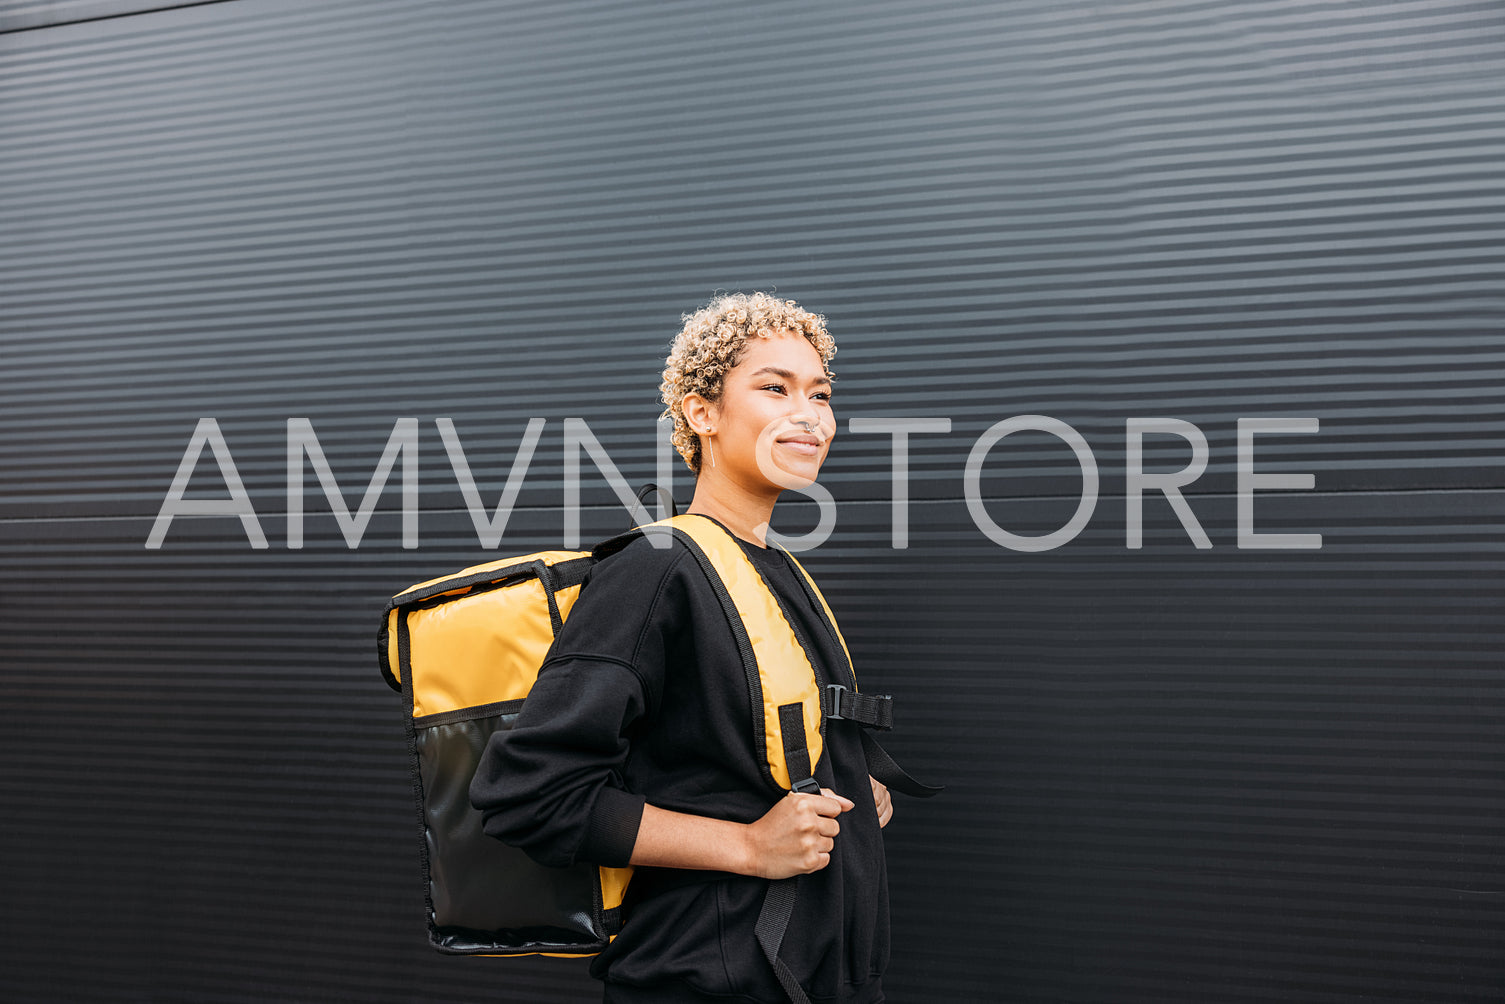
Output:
[469,291,930,1004]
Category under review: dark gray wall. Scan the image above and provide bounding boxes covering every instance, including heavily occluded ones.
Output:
[2,1,1502,1000]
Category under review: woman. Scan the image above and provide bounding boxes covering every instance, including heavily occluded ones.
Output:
[470,292,894,1003]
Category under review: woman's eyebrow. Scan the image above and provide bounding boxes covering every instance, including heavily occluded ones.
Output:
[747,365,831,387]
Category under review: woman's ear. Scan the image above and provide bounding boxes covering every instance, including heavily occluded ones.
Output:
[682,392,717,434]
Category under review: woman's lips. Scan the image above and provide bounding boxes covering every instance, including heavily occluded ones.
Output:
[777,438,821,456]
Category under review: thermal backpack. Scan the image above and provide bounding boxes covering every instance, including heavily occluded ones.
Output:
[377,500,939,1001]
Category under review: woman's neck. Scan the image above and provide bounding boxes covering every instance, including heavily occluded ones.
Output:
[684,477,778,549]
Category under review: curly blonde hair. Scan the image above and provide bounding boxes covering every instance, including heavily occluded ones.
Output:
[660,291,837,475]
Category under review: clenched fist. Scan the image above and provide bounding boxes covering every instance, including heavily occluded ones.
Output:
[744,788,855,880]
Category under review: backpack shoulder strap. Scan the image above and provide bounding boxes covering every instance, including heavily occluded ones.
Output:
[657,514,826,793]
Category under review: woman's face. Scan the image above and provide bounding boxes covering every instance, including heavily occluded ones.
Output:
[696,330,835,491]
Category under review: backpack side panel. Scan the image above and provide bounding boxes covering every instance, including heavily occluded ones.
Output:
[387,549,628,956]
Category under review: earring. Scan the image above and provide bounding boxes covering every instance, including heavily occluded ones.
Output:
[704,428,715,468]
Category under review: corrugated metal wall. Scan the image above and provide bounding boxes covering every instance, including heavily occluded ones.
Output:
[2,1,1501,1000]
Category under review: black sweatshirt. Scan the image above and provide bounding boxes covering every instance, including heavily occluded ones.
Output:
[469,515,888,1003]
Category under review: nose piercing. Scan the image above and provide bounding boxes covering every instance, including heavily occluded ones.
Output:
[797,420,813,433]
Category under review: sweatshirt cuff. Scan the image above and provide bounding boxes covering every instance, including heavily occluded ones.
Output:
[581,785,646,867]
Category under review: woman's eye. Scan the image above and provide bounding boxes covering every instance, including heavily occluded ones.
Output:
[762,383,831,402]
[764,385,836,400]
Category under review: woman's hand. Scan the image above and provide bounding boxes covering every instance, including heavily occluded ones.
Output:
[742,788,854,880]
[870,775,892,828]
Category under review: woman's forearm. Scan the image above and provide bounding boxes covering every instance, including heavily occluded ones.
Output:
[629,803,755,873]
[628,789,855,880]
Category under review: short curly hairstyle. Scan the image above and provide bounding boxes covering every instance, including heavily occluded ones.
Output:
[660,291,837,475]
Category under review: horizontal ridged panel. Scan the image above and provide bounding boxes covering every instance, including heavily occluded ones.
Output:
[2,1,1502,1001]
[0,1,229,34]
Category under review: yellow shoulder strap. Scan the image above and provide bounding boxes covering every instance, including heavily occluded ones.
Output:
[649,514,825,791]
[775,546,855,687]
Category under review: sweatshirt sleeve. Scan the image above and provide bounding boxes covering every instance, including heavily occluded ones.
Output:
[468,538,686,869]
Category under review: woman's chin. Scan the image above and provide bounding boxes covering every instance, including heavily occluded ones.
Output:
[753,440,828,490]
[768,459,823,490]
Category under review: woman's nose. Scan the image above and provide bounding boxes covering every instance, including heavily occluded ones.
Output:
[789,411,829,438]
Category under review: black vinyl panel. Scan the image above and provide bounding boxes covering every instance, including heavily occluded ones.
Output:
[2,1,1502,1001]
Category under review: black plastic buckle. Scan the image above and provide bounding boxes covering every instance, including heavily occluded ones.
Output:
[791,777,821,794]
[824,683,847,720]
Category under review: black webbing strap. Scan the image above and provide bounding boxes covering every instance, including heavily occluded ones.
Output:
[755,702,817,1004]
[755,876,807,1004]
[820,684,893,730]
[756,702,941,1000]
[820,687,943,798]
[778,703,819,796]
[531,559,564,637]
[860,729,944,798]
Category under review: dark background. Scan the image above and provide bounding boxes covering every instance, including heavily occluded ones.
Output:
[2,1,1502,1001]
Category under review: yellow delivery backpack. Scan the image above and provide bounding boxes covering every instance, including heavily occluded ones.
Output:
[377,504,939,981]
